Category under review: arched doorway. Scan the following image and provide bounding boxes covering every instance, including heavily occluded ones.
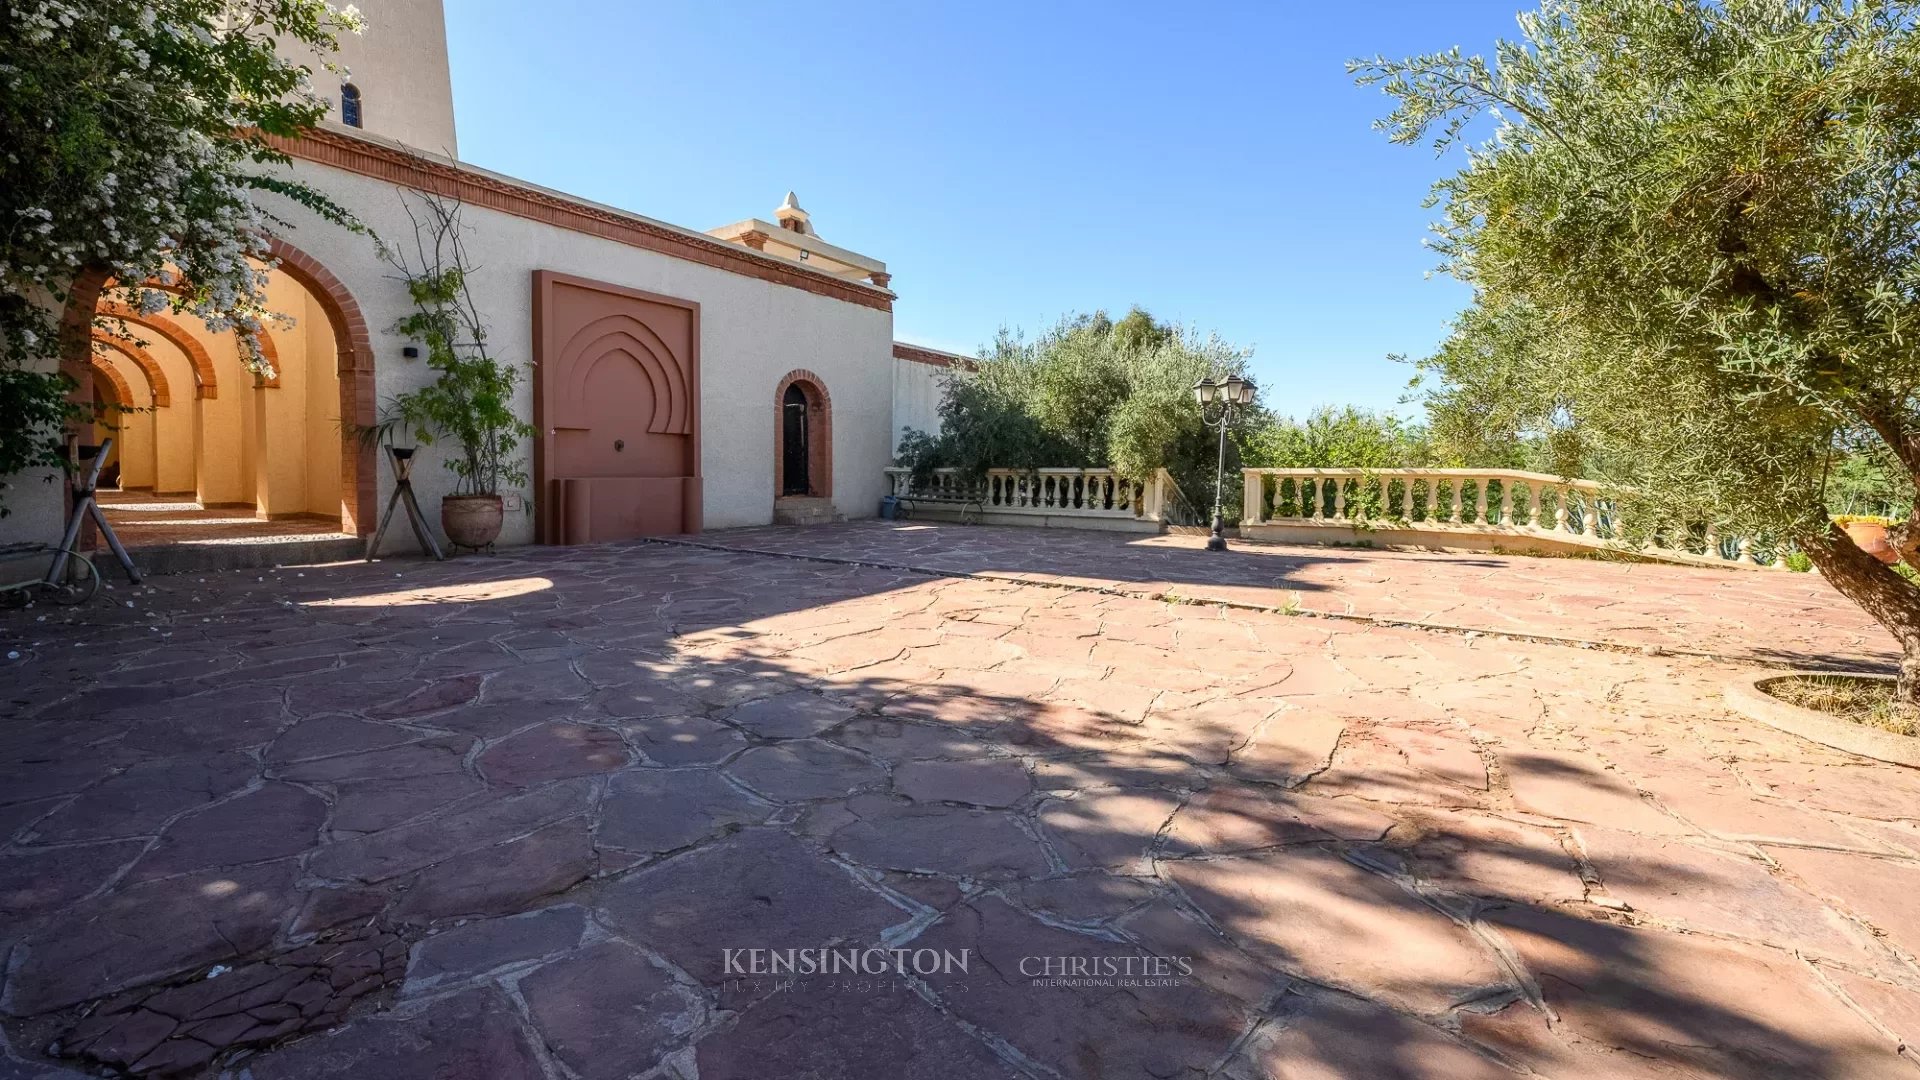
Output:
[782,383,810,496]
[773,370,831,505]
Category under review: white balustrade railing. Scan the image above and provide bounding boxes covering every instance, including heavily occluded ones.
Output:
[1242,468,1791,570]
[886,467,1180,522]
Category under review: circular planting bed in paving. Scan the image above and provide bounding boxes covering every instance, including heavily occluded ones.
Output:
[1726,671,1920,767]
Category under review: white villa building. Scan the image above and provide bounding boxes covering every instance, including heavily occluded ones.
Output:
[7,0,958,554]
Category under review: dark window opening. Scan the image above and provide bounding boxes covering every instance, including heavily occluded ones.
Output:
[782,384,810,496]
[341,83,363,128]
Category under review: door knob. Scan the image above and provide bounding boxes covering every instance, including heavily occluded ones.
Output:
[614,439,625,452]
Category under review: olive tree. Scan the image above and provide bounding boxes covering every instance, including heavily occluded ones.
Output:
[897,309,1256,517]
[1355,0,1920,701]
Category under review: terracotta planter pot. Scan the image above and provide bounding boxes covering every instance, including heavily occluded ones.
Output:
[1841,521,1898,564]
[442,494,504,549]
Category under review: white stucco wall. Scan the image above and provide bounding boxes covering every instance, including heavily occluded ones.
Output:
[891,357,947,453]
[254,154,897,544]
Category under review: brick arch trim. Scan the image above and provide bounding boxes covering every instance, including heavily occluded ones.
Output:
[95,304,219,400]
[250,325,283,389]
[92,333,173,407]
[88,355,134,406]
[773,369,832,501]
[266,237,375,535]
[106,277,281,389]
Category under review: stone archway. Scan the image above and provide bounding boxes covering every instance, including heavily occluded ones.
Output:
[773,370,831,503]
[264,238,376,535]
[56,239,377,535]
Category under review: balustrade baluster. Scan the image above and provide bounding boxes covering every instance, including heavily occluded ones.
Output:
[1474,480,1488,525]
[1553,487,1570,532]
[1334,480,1348,521]
[1450,481,1465,524]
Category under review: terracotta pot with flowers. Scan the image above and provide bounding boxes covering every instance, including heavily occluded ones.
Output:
[1832,515,1900,564]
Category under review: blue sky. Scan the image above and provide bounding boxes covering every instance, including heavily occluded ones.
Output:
[445,0,1527,418]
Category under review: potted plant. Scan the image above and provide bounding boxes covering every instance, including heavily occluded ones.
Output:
[1833,515,1899,564]
[367,194,536,550]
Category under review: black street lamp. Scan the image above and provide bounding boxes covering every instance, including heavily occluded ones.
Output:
[1192,374,1257,552]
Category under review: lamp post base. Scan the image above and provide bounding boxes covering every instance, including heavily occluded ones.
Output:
[1206,514,1229,552]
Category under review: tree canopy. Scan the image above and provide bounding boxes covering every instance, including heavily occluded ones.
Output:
[1356,0,1920,698]
[898,309,1258,516]
[0,0,361,509]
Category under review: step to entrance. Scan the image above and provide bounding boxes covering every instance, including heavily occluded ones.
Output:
[121,534,365,577]
[772,497,842,527]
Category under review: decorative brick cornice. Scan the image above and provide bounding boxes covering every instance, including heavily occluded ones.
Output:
[268,128,893,314]
[892,342,975,370]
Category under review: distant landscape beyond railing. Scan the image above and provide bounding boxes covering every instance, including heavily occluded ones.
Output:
[1242,468,1790,570]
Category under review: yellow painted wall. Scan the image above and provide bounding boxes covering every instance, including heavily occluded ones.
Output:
[303,290,343,519]
[137,339,199,495]
[97,353,156,489]
[196,330,250,506]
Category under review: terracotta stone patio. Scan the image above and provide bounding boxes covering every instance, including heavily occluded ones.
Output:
[1,525,1917,1078]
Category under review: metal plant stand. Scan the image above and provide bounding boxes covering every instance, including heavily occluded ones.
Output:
[49,436,140,585]
[364,446,445,562]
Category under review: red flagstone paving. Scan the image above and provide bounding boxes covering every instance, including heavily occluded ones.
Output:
[689,521,1901,667]
[0,530,1916,1078]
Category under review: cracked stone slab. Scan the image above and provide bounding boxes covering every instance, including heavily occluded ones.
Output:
[1037,788,1182,871]
[1228,708,1346,787]
[241,987,544,1079]
[58,923,405,1075]
[619,714,747,765]
[724,740,887,802]
[476,722,628,787]
[726,691,858,739]
[1500,748,1690,835]
[1380,808,1585,904]
[694,973,1010,1079]
[1578,827,1878,961]
[128,782,327,883]
[826,795,1049,879]
[598,769,773,858]
[1168,846,1509,1014]
[595,829,905,1000]
[4,862,299,1015]
[405,904,587,994]
[26,752,255,843]
[392,817,595,922]
[308,778,592,884]
[1163,784,1396,856]
[518,940,702,1080]
[1485,904,1913,1078]
[892,759,1031,807]
[1225,988,1516,1080]
[916,896,1249,1078]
